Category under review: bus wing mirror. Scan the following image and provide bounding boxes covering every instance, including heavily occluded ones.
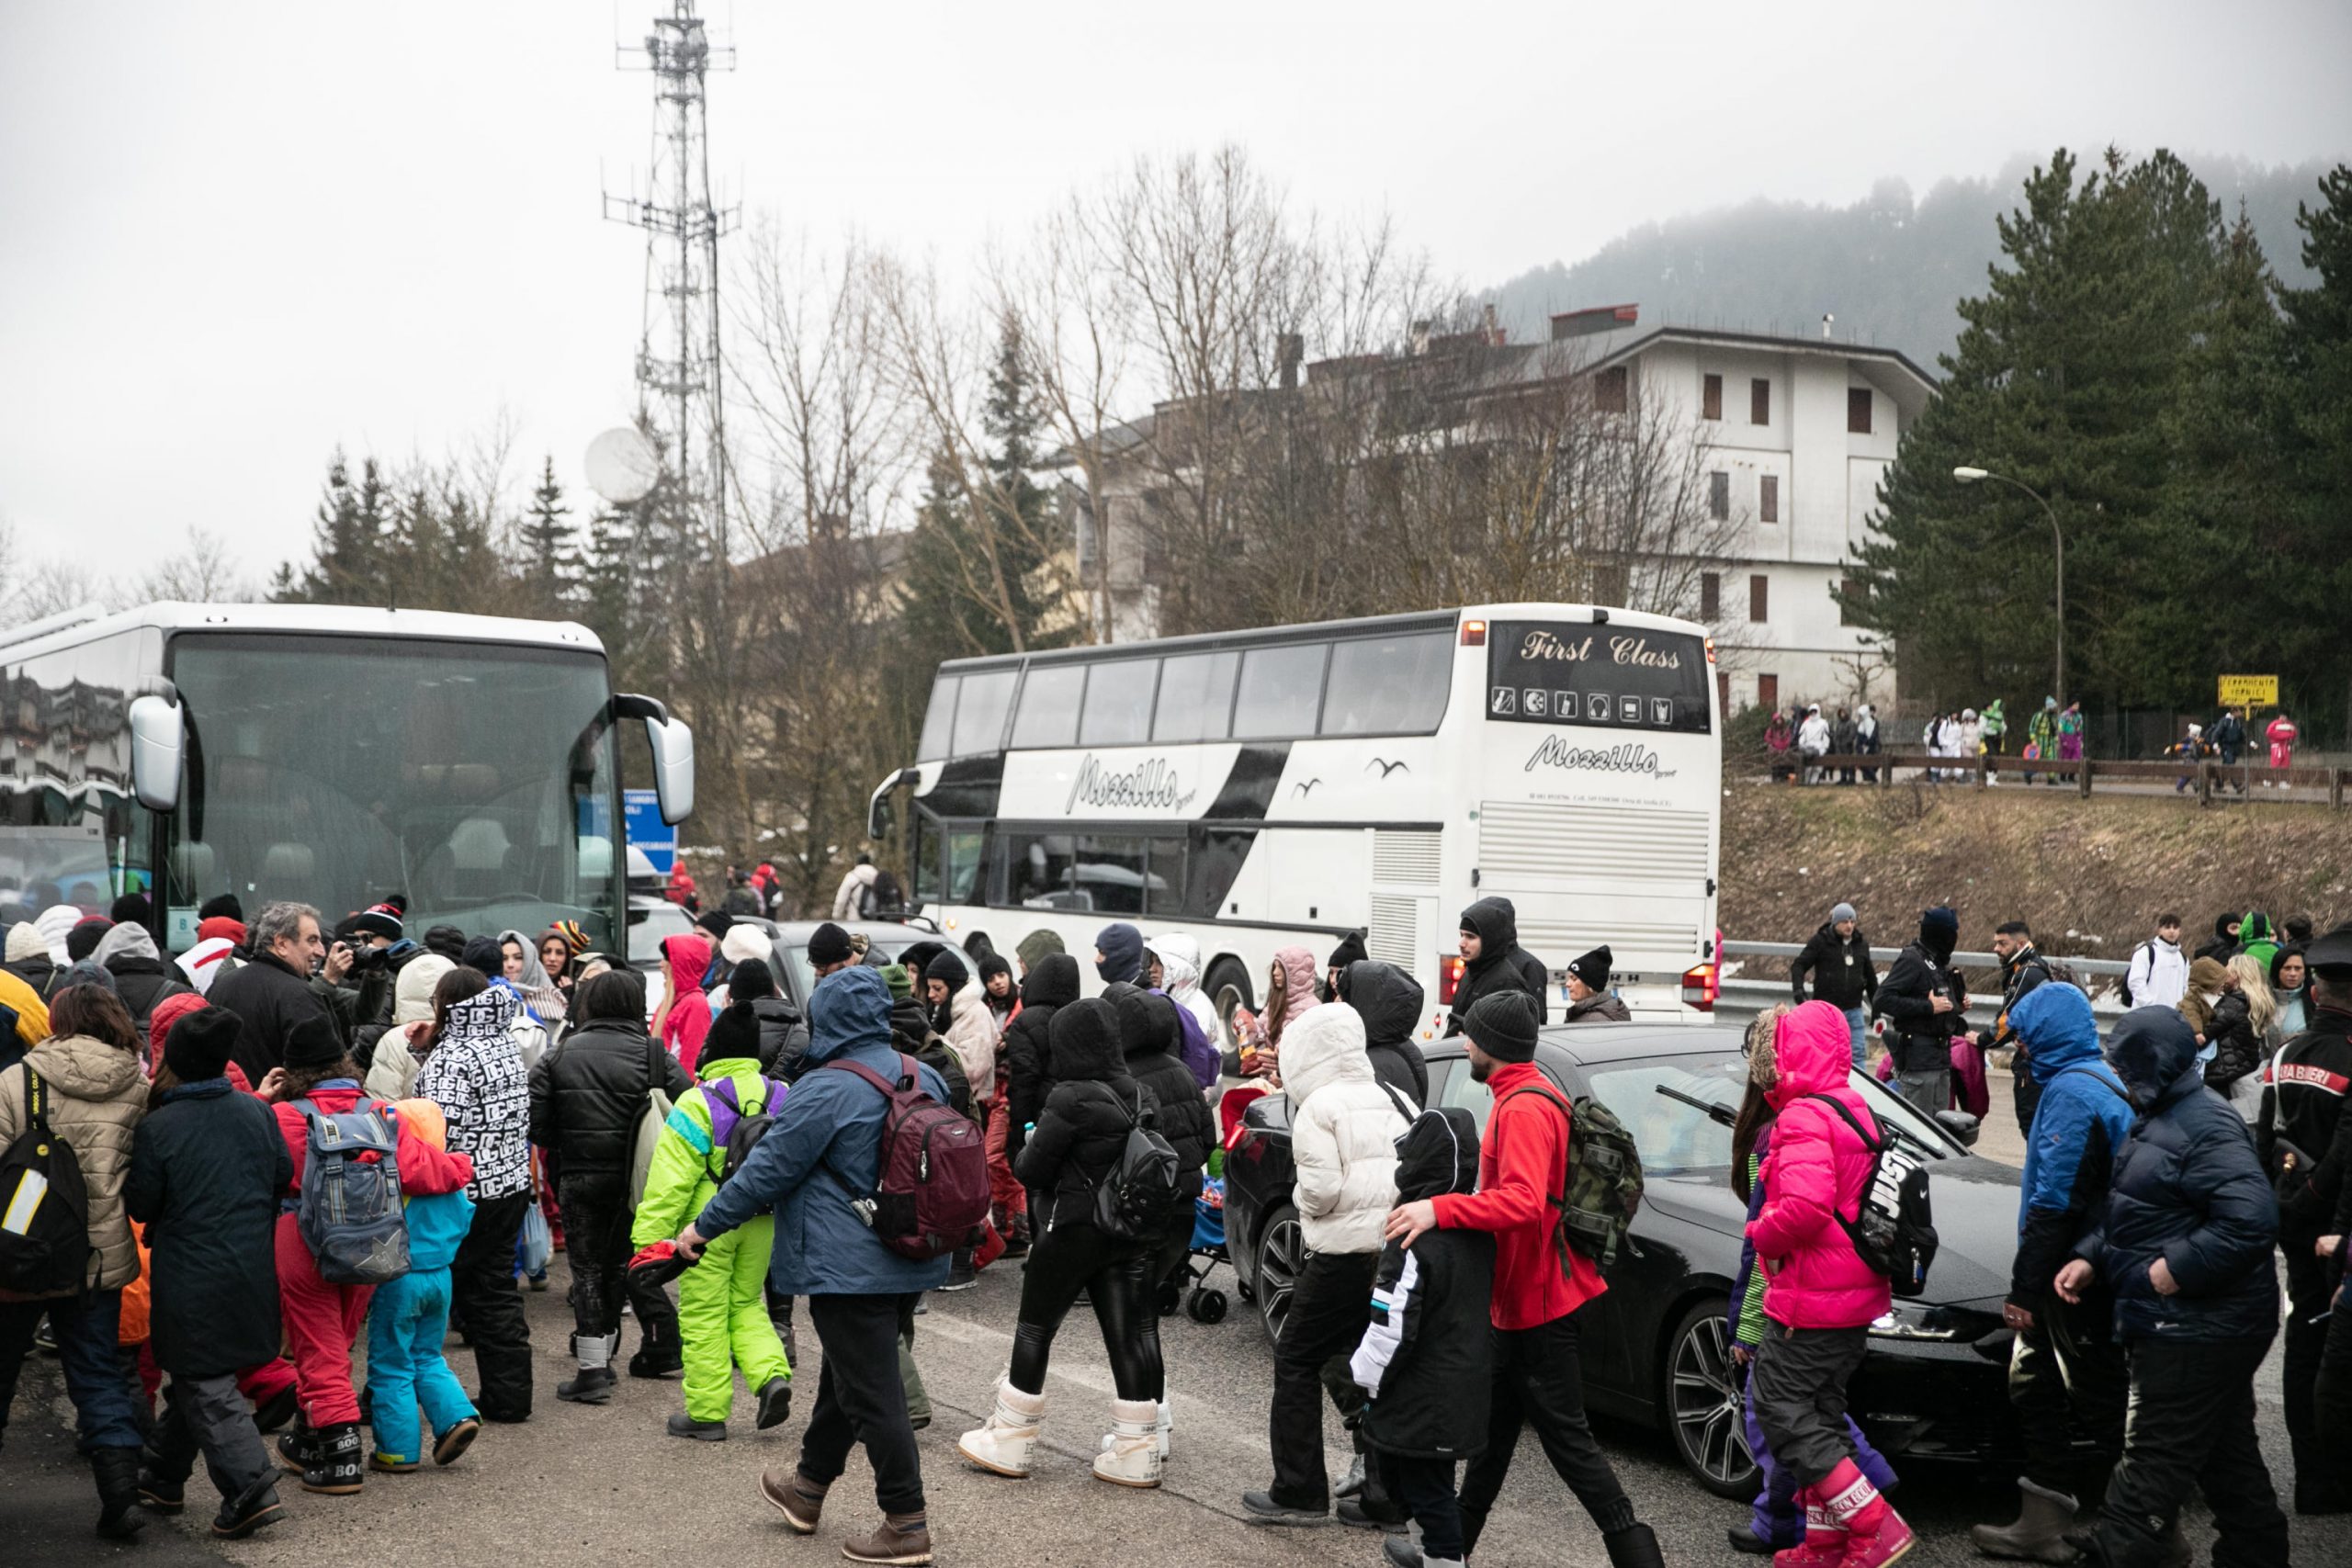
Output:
[645,715,695,826]
[127,694,184,813]
[867,767,917,840]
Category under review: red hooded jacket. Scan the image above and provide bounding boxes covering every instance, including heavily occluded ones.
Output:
[1748,1001,1892,1329]
[1430,1060,1607,1330]
[270,1082,474,1200]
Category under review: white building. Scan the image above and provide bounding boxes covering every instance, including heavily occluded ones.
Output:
[1073,304,1936,712]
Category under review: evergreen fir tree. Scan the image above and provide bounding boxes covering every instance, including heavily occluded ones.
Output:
[276,449,383,604]
[2274,165,2352,738]
[521,456,580,618]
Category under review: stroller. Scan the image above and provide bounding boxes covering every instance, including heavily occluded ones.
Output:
[1153,1086,1263,1325]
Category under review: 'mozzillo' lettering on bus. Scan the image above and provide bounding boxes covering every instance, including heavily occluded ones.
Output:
[1522,736,1666,776]
[1066,754,1197,813]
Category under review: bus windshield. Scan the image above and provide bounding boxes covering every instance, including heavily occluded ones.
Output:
[162,634,623,951]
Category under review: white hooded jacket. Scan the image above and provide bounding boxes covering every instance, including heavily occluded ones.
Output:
[1281,1004,1408,1255]
[1146,933,1220,1055]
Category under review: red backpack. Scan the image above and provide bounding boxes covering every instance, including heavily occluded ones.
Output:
[822,1054,990,1260]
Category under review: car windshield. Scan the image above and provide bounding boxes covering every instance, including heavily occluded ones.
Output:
[1434,1049,1961,1178]
[164,633,623,952]
[628,900,693,965]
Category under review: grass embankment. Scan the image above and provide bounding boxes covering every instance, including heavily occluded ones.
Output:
[1721,780,2352,954]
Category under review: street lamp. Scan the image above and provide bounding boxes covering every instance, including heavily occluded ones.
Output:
[1953,466,2064,707]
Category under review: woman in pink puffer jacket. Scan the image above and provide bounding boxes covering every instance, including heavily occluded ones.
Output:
[1745,1001,1911,1566]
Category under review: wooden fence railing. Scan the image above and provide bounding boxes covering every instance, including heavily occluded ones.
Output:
[1759,751,2350,808]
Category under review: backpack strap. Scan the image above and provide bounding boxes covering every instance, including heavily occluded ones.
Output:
[2052,1065,2129,1105]
[1800,1092,1883,1153]
[1494,1081,1575,1263]
[822,1054,916,1098]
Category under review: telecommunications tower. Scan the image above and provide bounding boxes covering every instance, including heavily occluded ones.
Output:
[602,2,737,546]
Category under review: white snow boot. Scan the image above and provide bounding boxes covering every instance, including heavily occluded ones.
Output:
[1099,1398,1172,1461]
[1091,1397,1163,1488]
[956,1382,1046,1478]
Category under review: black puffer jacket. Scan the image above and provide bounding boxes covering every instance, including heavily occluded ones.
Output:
[6,953,61,1002]
[106,955,193,1043]
[527,1015,691,1179]
[1015,996,1157,1231]
[1107,984,1216,1204]
[887,990,970,1115]
[1872,927,1968,1074]
[2080,1008,2280,1343]
[1790,921,1877,1011]
[2199,990,2263,1099]
[1002,953,1080,1159]
[751,995,811,1079]
[1442,897,1549,1038]
[1345,960,1430,1111]
[1351,1106,1495,1459]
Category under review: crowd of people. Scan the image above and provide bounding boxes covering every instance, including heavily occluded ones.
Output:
[5,877,2346,1567]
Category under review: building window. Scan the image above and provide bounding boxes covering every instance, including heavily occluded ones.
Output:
[1702,373,1723,421]
[1839,577,1863,627]
[1759,474,1780,524]
[1700,571,1721,619]
[1751,378,1770,425]
[1594,366,1628,413]
[1848,387,1872,434]
[1748,574,1769,623]
[1709,471,1730,520]
[1716,670,1731,717]
[1758,672,1779,712]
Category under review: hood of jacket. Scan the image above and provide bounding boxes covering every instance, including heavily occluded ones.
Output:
[1014,927,1066,972]
[1047,996,1123,1083]
[807,964,893,1066]
[441,984,520,1044]
[1272,945,1321,1028]
[2011,982,2102,1080]
[1764,1001,1854,1108]
[1106,982,1181,1065]
[91,921,161,966]
[1394,1105,1479,1201]
[35,903,81,964]
[2237,911,2275,950]
[1344,959,1425,1046]
[1279,1002,1374,1105]
[1020,951,1080,1010]
[394,953,458,1026]
[28,1032,144,1102]
[1146,933,1204,1002]
[1917,908,1959,965]
[2187,955,2228,998]
[662,931,714,986]
[1095,922,1145,985]
[887,994,929,1050]
[2108,1005,2203,1111]
[1459,897,1520,965]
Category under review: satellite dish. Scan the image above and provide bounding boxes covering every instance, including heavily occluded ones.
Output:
[584,426,661,505]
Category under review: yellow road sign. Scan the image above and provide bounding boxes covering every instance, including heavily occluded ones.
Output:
[2217,674,2278,707]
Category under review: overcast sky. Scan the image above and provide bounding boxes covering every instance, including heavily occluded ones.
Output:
[4,0,2348,583]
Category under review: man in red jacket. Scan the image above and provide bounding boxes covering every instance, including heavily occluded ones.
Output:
[1385,990,1661,1568]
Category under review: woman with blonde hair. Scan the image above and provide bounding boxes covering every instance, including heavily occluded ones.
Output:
[2204,954,2274,1120]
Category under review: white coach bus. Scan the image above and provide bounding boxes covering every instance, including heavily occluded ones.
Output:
[0,602,694,956]
[869,603,1721,1040]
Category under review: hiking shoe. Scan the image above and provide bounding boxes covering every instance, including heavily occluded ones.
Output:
[761,1468,827,1534]
[211,1478,285,1540]
[841,1511,933,1565]
[756,1376,793,1431]
[666,1411,728,1441]
[1242,1490,1329,1525]
[433,1417,481,1467]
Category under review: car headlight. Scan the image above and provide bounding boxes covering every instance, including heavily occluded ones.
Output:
[1868,1303,1961,1341]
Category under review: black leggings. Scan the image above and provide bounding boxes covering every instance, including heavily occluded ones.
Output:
[1008,1220,1160,1402]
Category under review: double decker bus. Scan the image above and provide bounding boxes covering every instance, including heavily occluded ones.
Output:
[870,603,1720,1042]
[0,603,694,954]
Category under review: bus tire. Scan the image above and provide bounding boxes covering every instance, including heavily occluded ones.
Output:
[1204,957,1253,1053]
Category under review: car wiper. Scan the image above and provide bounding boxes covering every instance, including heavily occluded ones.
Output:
[1654,1083,1738,1128]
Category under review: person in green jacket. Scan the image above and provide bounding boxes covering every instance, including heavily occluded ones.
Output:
[630,999,791,1440]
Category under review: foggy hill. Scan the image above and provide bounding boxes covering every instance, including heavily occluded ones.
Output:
[1485,152,2336,368]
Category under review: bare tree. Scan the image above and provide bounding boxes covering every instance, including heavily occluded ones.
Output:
[138,528,253,604]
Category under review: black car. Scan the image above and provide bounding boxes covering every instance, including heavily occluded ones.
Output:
[1222,1022,2034,1498]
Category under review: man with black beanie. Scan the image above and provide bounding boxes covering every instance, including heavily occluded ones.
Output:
[1384,989,1662,1568]
[1872,908,1967,1113]
[1562,947,1631,1023]
[806,921,856,978]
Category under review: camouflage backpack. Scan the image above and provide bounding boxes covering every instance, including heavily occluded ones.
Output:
[1498,1081,1646,1269]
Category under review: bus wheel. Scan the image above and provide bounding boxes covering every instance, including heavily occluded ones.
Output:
[1204,958,1253,1053]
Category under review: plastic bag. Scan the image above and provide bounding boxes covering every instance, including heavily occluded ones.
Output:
[514,1201,553,1280]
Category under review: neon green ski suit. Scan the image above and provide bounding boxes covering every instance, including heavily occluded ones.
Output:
[630,1053,790,1423]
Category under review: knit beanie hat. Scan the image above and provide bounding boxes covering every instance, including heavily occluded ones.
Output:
[978,953,1012,987]
[1095,922,1144,985]
[62,959,115,993]
[348,906,403,942]
[695,910,734,941]
[925,948,970,993]
[807,922,854,967]
[1464,989,1541,1064]
[1830,902,1857,925]
[423,924,468,963]
[3,922,43,963]
[281,1013,345,1071]
[720,924,769,965]
[196,915,247,946]
[880,964,914,1002]
[149,991,209,1064]
[110,892,152,926]
[1566,945,1612,992]
[702,998,763,1065]
[1326,931,1369,973]
[461,934,505,976]
[65,918,113,963]
[198,892,243,923]
[163,1005,241,1083]
[1015,928,1067,971]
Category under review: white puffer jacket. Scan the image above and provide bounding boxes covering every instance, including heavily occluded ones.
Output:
[1282,1004,1408,1255]
[1147,934,1221,1055]
[939,977,999,1104]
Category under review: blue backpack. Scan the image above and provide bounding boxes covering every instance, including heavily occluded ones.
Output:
[289,1099,411,1285]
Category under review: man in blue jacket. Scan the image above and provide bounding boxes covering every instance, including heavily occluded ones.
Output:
[2055,1007,2288,1568]
[679,964,950,1567]
[1973,983,2132,1560]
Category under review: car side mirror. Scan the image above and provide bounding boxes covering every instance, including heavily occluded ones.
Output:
[127,693,184,812]
[1932,1109,1981,1149]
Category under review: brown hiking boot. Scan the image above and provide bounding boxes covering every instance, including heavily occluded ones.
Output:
[760,1467,828,1535]
[841,1511,933,1565]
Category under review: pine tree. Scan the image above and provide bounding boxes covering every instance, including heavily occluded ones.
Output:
[521,456,580,618]
[580,497,645,683]
[276,449,385,604]
[2273,165,2352,739]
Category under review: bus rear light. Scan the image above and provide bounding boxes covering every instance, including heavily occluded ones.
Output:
[1681,962,1719,1011]
[1438,954,1464,1004]
[1460,620,1487,647]
[1704,636,1717,664]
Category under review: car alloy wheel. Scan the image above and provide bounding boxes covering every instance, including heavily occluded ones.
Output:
[1666,1299,1758,1498]
[1255,1209,1303,1346]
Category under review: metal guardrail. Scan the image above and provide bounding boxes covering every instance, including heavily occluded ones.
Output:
[1713,940,2130,1036]
[1753,751,2350,807]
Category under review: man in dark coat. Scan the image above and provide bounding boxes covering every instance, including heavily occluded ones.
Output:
[1789,901,1876,1066]
[1442,897,1549,1038]
[209,901,336,1081]
[1871,908,1966,1112]
[2057,1007,2288,1566]
[124,1007,292,1538]
[1983,920,2054,1129]
[1343,959,1430,1111]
